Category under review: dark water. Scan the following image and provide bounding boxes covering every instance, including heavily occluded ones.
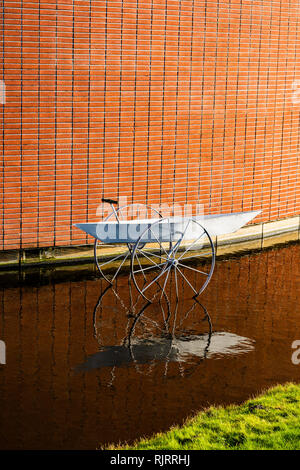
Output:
[1,243,300,449]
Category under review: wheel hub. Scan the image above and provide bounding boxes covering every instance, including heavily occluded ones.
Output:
[167,257,178,267]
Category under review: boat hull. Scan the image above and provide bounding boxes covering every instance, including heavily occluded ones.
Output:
[74,210,261,244]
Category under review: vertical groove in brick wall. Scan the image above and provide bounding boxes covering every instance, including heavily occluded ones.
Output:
[231,0,238,213]
[278,1,288,219]
[117,0,124,203]
[197,0,207,206]
[70,1,74,242]
[284,0,293,218]
[241,0,253,213]
[86,0,92,243]
[2,0,4,249]
[19,0,23,249]
[209,0,219,212]
[294,2,300,214]
[171,0,181,213]
[132,0,139,205]
[2,0,300,250]
[185,0,195,206]
[101,0,108,217]
[269,0,282,221]
[145,0,154,207]
[37,1,40,247]
[54,0,58,246]
[261,0,271,219]
[159,0,167,209]
[252,0,264,212]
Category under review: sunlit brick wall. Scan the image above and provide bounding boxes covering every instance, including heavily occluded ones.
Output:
[2,0,300,250]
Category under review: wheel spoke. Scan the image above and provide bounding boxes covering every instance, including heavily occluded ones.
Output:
[177,251,212,261]
[111,250,131,281]
[177,262,209,276]
[143,249,168,262]
[160,266,171,299]
[174,265,179,298]
[136,248,158,267]
[160,298,171,328]
[98,250,129,268]
[141,265,169,294]
[133,262,166,275]
[149,227,169,257]
[176,266,198,295]
[168,238,182,259]
[172,219,191,257]
[178,230,206,261]
[136,247,168,263]
[134,250,147,281]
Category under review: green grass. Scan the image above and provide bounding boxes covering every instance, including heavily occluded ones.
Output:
[108,383,300,450]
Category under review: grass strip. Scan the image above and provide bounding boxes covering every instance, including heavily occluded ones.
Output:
[107,383,300,450]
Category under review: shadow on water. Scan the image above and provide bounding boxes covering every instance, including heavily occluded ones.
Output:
[0,243,300,449]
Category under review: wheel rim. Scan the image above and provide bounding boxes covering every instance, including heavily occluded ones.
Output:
[131,218,215,301]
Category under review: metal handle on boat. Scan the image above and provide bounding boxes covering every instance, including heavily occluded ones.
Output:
[102,198,118,205]
[102,198,119,222]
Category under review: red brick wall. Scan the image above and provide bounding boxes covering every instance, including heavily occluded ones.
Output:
[2,0,300,250]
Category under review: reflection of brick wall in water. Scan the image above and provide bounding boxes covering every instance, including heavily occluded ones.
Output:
[2,1,300,249]
[0,246,300,448]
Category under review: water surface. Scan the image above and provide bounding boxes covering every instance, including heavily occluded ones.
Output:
[0,243,300,449]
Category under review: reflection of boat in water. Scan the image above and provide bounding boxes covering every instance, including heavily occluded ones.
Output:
[75,283,255,380]
[169,332,254,360]
[76,331,254,372]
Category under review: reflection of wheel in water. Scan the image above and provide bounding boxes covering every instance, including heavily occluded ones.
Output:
[78,281,254,386]
[126,296,212,379]
[94,203,162,283]
[92,279,165,348]
[131,218,215,302]
[87,282,212,384]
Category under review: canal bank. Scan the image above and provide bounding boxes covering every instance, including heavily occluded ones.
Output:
[109,383,300,450]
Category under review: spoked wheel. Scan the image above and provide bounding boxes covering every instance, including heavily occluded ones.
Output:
[94,203,162,283]
[94,241,133,283]
[131,217,215,302]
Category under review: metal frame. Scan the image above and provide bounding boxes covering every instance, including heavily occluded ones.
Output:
[73,200,260,302]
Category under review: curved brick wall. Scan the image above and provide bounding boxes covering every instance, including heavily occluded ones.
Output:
[2,0,300,249]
